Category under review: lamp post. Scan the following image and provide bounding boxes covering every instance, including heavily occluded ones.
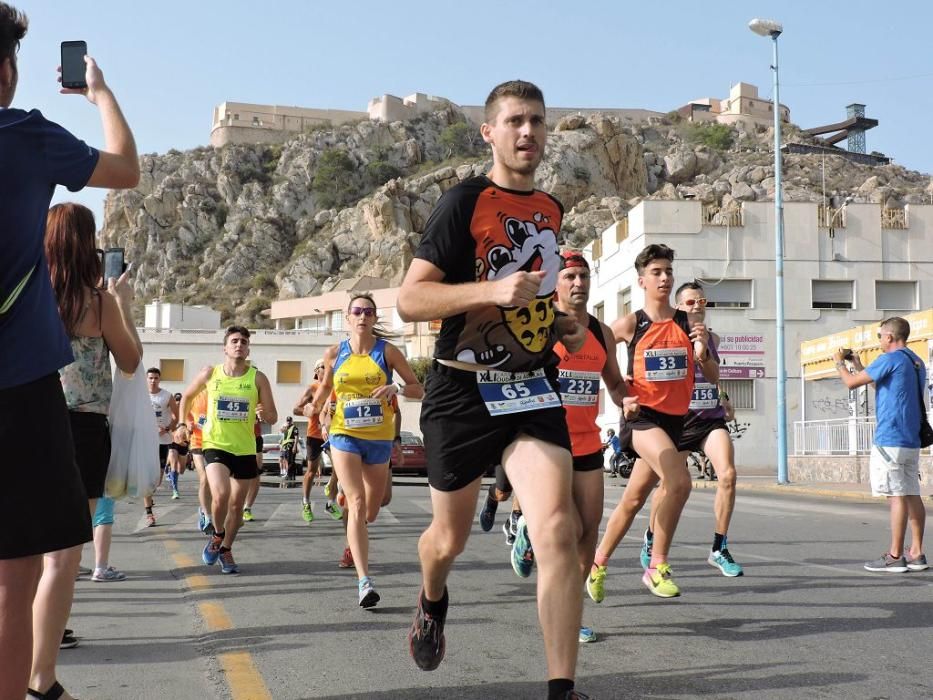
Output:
[749,17,788,484]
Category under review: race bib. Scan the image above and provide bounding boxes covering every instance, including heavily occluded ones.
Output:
[343,398,384,428]
[197,415,207,428]
[558,369,600,406]
[216,395,250,421]
[643,348,688,381]
[690,382,720,410]
[476,368,561,416]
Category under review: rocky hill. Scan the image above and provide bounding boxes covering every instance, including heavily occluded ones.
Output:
[101,109,932,326]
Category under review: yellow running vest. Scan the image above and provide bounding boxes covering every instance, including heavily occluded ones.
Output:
[329,338,395,441]
[202,364,258,456]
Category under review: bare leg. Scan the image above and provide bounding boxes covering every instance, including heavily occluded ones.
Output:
[597,459,659,560]
[905,495,927,558]
[224,478,250,548]
[30,545,82,698]
[381,467,393,507]
[0,555,43,700]
[94,524,114,570]
[244,476,260,510]
[703,429,737,536]
[192,453,211,517]
[889,496,908,557]
[572,469,604,581]
[302,456,320,501]
[332,448,374,579]
[206,464,231,537]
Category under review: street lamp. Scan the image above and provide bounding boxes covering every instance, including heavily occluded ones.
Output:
[748,17,788,485]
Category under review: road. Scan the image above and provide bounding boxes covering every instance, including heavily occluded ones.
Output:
[59,476,932,700]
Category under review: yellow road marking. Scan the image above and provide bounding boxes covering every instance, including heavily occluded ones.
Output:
[219,652,273,700]
[199,601,233,631]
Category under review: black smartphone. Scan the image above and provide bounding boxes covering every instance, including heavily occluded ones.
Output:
[60,40,88,89]
[103,248,125,282]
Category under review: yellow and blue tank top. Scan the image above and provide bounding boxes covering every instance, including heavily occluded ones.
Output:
[329,338,395,441]
[202,364,258,456]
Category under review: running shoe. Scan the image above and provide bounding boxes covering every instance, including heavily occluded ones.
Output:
[203,535,222,566]
[586,565,607,603]
[640,529,653,570]
[324,482,333,499]
[325,502,343,521]
[863,553,908,573]
[358,576,380,608]
[708,548,744,577]
[91,566,127,582]
[578,626,597,643]
[60,632,79,650]
[906,553,929,571]
[408,590,446,671]
[511,515,535,578]
[642,561,680,598]
[76,564,92,578]
[338,546,354,569]
[302,503,314,523]
[219,548,239,574]
[479,496,498,532]
[146,512,156,527]
[171,489,180,500]
[197,508,209,533]
[242,507,254,522]
[503,511,520,546]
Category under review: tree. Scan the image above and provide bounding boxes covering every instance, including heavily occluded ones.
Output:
[311,148,356,208]
[439,122,477,158]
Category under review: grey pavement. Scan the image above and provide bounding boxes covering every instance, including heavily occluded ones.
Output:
[59,475,933,700]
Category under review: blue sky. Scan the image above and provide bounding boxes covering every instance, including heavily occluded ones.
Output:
[13,1,933,223]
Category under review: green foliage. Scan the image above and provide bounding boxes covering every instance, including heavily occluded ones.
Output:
[311,148,357,209]
[407,357,433,385]
[366,160,402,187]
[303,120,333,134]
[439,122,477,157]
[252,271,276,292]
[664,110,684,124]
[682,122,734,151]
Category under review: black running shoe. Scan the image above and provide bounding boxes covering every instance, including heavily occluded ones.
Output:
[479,497,498,532]
[408,591,446,671]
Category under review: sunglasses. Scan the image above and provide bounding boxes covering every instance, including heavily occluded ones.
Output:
[349,307,376,317]
[683,298,707,307]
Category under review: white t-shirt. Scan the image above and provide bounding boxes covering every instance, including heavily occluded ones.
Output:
[150,389,174,445]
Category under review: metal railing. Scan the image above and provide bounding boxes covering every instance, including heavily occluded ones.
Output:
[702,204,744,227]
[881,207,908,230]
[793,417,875,455]
[817,205,847,229]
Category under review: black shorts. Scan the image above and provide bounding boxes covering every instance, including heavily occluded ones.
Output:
[203,449,259,480]
[190,447,203,456]
[619,406,686,460]
[1,374,92,558]
[420,362,571,492]
[678,415,728,454]
[69,411,111,499]
[255,435,263,454]
[306,437,325,461]
[573,450,604,473]
[159,443,170,468]
[169,442,189,457]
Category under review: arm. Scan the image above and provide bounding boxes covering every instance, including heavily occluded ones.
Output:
[691,321,719,384]
[720,392,735,422]
[370,344,425,401]
[611,312,636,346]
[174,366,213,443]
[100,275,141,373]
[308,346,338,415]
[64,56,139,189]
[599,321,628,407]
[293,384,316,416]
[255,372,278,425]
[833,348,874,390]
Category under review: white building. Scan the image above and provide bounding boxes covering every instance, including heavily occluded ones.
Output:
[585,199,933,470]
[144,302,220,331]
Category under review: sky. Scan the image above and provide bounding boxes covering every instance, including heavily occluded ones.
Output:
[13,0,933,224]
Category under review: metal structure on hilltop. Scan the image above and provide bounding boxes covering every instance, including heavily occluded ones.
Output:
[802,103,877,155]
[845,103,867,153]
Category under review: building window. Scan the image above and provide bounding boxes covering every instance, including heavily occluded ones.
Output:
[277,360,302,384]
[698,279,752,308]
[875,281,918,311]
[233,113,239,121]
[160,359,184,382]
[720,379,755,410]
[330,310,343,332]
[618,287,632,318]
[593,302,604,323]
[812,280,854,309]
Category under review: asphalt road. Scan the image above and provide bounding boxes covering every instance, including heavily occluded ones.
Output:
[59,476,932,700]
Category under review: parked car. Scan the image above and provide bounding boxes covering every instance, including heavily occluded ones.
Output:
[260,433,306,474]
[396,431,426,475]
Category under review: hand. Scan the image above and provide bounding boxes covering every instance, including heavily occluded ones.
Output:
[622,396,640,421]
[690,321,709,358]
[58,55,110,104]
[255,402,264,422]
[490,270,545,307]
[173,425,189,444]
[302,403,318,418]
[370,383,398,400]
[391,439,404,464]
[832,348,846,364]
[555,313,586,353]
[107,266,134,307]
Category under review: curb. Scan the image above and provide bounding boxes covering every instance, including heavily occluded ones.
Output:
[691,478,933,504]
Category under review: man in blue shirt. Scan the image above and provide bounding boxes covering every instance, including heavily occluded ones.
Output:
[834,317,928,574]
[0,4,139,698]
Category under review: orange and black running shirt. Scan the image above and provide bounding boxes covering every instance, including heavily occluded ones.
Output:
[186,391,208,450]
[414,175,564,373]
[305,381,323,439]
[626,309,695,416]
[554,314,606,456]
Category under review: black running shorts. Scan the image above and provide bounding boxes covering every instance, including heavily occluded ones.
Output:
[1,374,92,558]
[203,449,259,480]
[619,406,686,460]
[306,437,325,461]
[678,414,728,454]
[420,362,571,492]
[169,442,189,457]
[572,450,604,473]
[255,436,263,454]
[159,443,170,468]
[69,411,111,499]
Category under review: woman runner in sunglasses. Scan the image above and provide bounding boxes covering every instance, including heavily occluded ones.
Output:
[308,293,423,608]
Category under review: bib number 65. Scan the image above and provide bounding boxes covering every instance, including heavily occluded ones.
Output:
[501,382,531,399]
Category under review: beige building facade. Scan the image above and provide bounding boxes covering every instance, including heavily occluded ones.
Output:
[680,82,790,128]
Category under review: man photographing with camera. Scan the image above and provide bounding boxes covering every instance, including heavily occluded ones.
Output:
[833,317,928,573]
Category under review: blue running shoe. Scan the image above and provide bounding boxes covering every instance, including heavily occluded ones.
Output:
[479,497,498,532]
[511,515,535,578]
[708,547,743,577]
[219,548,239,574]
[197,508,208,533]
[579,626,597,643]
[640,529,653,570]
[202,535,222,566]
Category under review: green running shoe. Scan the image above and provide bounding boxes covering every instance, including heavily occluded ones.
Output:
[586,565,607,603]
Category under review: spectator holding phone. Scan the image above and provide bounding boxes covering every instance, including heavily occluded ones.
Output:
[0,4,139,698]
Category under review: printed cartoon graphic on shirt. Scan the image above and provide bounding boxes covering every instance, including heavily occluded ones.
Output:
[456,210,560,368]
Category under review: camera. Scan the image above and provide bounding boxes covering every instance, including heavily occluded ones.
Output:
[841,348,855,361]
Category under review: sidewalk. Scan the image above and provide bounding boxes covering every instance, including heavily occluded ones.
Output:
[693,468,933,504]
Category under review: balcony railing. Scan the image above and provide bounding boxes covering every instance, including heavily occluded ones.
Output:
[702,205,744,227]
[818,205,847,229]
[881,207,908,230]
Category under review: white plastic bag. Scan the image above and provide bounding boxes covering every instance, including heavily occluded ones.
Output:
[105,364,160,499]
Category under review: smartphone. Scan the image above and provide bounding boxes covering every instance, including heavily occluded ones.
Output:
[60,41,88,89]
[103,248,125,282]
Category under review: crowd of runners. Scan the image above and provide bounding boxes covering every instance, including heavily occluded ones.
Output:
[3,5,927,694]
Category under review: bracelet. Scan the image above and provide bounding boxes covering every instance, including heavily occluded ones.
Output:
[393,382,404,395]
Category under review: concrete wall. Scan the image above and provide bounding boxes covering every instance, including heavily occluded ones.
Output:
[789,454,933,484]
[586,200,933,470]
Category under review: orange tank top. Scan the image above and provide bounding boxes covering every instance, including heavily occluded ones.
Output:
[626,309,695,416]
[187,391,208,450]
[554,314,606,457]
[306,381,323,439]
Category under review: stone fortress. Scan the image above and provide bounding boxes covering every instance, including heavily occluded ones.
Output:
[210,83,788,148]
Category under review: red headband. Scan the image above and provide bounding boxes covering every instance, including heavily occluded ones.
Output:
[559,250,589,270]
